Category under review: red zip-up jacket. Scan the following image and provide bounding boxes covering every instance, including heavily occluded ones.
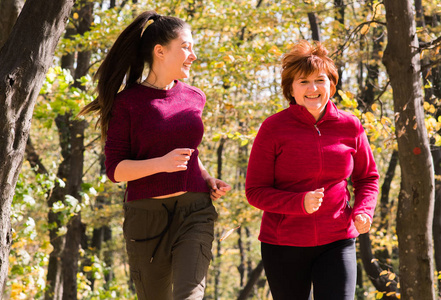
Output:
[245,101,379,247]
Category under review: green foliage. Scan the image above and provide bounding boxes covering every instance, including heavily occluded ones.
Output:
[36,66,95,125]
[7,170,55,299]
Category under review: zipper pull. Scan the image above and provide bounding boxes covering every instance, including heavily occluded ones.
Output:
[314,124,321,136]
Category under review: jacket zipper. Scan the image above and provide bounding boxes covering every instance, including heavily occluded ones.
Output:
[314,124,321,136]
[314,123,322,246]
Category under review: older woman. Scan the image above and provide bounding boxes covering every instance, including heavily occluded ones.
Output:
[245,40,379,300]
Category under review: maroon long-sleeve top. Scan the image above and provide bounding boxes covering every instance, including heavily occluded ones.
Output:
[105,81,210,201]
[246,101,379,247]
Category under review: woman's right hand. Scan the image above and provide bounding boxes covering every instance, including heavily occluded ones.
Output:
[161,148,194,173]
[304,188,325,214]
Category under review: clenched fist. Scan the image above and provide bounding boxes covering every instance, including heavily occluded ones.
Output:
[161,148,194,173]
[354,214,371,234]
[304,188,325,214]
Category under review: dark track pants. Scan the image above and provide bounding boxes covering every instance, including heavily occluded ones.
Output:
[123,192,217,300]
[261,238,357,300]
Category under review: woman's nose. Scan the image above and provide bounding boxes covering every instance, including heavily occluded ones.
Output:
[190,50,197,61]
[307,82,317,91]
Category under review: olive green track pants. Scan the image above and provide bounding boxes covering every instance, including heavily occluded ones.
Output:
[123,192,218,300]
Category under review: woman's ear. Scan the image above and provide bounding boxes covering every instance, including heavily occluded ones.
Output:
[153,44,165,60]
[330,83,336,98]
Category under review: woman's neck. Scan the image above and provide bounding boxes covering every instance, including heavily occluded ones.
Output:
[142,73,175,90]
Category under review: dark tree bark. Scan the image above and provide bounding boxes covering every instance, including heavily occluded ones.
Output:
[383,0,436,299]
[307,12,321,42]
[0,0,75,294]
[83,154,114,290]
[25,137,49,175]
[237,226,245,287]
[61,3,92,299]
[60,27,76,75]
[359,234,399,299]
[45,2,92,299]
[236,260,264,300]
[414,3,441,295]
[333,0,345,99]
[359,26,384,112]
[60,117,87,300]
[432,147,441,297]
[379,150,398,229]
[214,138,225,300]
[0,0,24,48]
[45,114,87,300]
[358,151,400,299]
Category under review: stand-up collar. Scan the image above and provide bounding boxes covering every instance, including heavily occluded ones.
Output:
[288,100,340,125]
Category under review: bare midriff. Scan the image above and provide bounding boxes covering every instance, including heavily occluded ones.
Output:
[152,191,187,199]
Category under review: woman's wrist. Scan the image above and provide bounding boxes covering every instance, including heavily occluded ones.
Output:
[200,170,212,181]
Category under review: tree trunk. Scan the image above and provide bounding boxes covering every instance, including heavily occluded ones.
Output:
[414,3,441,295]
[214,138,225,300]
[62,4,91,298]
[0,0,24,48]
[45,114,87,300]
[432,148,441,297]
[428,16,441,298]
[237,227,245,287]
[60,116,87,300]
[43,2,92,298]
[379,150,398,230]
[307,12,321,42]
[359,234,399,299]
[236,260,264,300]
[0,0,75,294]
[83,154,114,290]
[358,152,400,299]
[26,136,49,175]
[382,0,436,299]
[333,0,345,99]
[359,26,384,112]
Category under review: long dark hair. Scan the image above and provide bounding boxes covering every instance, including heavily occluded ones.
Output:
[79,11,189,142]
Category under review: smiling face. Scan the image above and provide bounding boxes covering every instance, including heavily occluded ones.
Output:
[161,27,197,80]
[291,71,331,121]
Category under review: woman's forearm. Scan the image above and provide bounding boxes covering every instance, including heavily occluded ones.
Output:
[114,157,164,182]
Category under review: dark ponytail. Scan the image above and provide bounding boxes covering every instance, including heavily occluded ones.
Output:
[78,11,189,142]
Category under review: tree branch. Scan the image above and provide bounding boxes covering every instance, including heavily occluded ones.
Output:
[237,260,264,300]
[419,35,441,50]
[25,137,48,175]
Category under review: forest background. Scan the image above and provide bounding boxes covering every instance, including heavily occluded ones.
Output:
[1,0,441,299]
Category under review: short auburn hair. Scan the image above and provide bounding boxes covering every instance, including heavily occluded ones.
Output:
[281,40,339,104]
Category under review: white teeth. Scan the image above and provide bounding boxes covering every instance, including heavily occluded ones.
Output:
[305,95,320,98]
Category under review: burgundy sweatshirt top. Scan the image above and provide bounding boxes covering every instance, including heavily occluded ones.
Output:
[105,81,210,201]
[246,101,379,247]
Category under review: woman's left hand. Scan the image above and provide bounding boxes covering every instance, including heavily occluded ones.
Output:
[354,213,372,234]
[205,178,231,201]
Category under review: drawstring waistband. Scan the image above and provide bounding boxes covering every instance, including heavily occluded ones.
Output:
[130,201,178,263]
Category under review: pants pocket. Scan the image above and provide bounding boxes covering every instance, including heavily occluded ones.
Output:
[194,243,213,282]
[130,270,147,300]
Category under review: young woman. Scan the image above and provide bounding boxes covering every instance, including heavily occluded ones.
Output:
[80,11,230,300]
[245,40,379,300]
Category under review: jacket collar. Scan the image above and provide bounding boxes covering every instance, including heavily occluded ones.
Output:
[288,100,340,125]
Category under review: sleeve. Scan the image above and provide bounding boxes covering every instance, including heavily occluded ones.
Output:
[245,121,308,215]
[104,98,131,183]
[351,120,380,221]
